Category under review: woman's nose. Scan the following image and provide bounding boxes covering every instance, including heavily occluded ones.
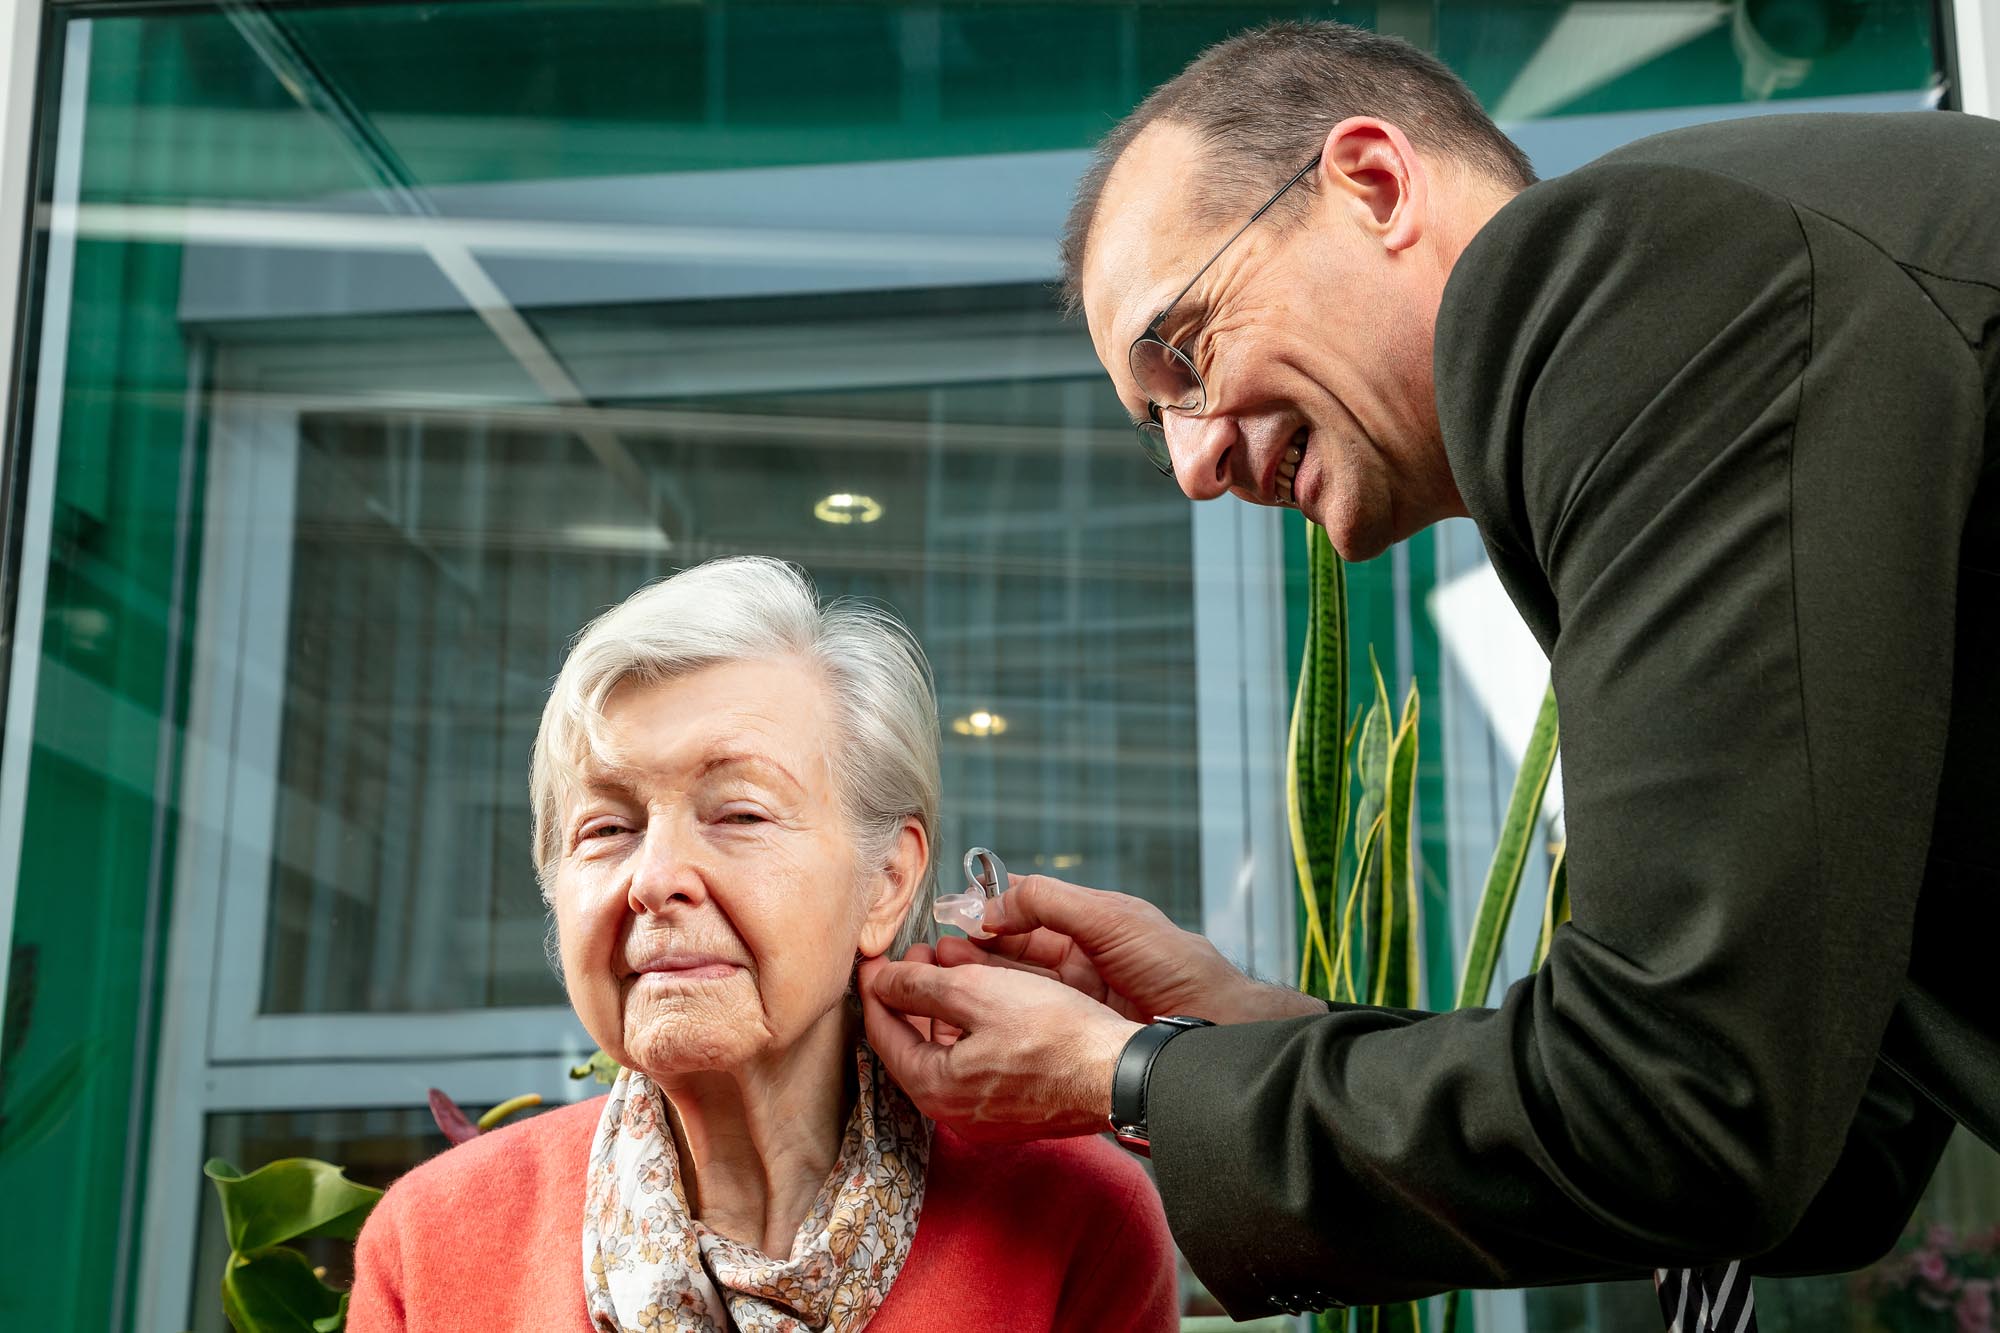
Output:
[1164,409,1236,501]
[626,825,709,915]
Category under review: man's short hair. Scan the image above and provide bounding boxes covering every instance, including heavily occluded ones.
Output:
[1060,20,1535,314]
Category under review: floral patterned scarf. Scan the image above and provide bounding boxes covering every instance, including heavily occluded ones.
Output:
[582,1044,931,1333]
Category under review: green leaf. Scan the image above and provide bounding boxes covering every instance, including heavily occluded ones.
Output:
[1289,522,1350,1000]
[1455,684,1560,1010]
[312,1291,351,1333]
[1373,682,1421,1009]
[221,1246,346,1333]
[476,1093,543,1130]
[204,1157,382,1253]
[1535,842,1571,971]
[1335,813,1384,1005]
[1352,655,1392,851]
[569,1048,622,1085]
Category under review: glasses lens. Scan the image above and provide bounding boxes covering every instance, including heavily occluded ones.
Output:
[1136,421,1174,476]
[1129,337,1203,414]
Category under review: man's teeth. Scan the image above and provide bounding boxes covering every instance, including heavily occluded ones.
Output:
[1276,437,1305,505]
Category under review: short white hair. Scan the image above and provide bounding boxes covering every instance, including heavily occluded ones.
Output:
[530,557,940,959]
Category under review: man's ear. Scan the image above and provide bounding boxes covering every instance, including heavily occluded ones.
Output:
[1319,116,1429,254]
[858,818,929,959]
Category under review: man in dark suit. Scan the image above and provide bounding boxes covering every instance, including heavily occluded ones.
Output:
[859,19,2000,1321]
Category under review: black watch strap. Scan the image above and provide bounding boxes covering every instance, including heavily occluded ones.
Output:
[1109,1016,1213,1155]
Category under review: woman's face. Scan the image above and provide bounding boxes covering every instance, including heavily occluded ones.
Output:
[552,657,923,1077]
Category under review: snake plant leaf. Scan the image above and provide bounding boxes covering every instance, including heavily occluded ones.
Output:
[1455,683,1560,1010]
[1336,812,1385,1004]
[1374,682,1422,1009]
[0,1036,101,1162]
[203,1157,383,1253]
[1342,660,1393,1002]
[1535,842,1571,970]
[1289,661,1339,995]
[1289,521,1350,999]
[1352,655,1392,851]
[220,1245,347,1333]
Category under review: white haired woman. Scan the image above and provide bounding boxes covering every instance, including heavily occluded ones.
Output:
[347,556,1177,1332]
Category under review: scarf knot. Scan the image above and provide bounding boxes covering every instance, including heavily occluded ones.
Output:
[583,1045,930,1333]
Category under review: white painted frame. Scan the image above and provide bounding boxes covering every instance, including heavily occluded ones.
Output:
[1952,0,1999,117]
[0,0,58,1071]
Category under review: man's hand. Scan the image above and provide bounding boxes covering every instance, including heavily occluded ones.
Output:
[859,955,1141,1140]
[950,874,1327,1026]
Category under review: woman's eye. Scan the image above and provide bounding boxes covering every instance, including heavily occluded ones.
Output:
[718,809,765,826]
[578,820,631,844]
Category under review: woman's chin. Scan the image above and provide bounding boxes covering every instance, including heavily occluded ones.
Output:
[620,1018,761,1077]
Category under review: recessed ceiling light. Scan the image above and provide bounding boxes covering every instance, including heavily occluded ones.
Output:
[950,709,1008,737]
[560,522,672,553]
[813,492,883,525]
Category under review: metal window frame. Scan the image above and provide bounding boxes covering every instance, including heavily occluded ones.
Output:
[131,293,1292,1328]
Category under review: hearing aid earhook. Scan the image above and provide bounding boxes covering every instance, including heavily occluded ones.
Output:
[931,846,1008,939]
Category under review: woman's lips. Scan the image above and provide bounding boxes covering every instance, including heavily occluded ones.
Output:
[632,959,740,983]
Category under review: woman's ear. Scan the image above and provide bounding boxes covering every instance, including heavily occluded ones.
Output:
[857,818,929,958]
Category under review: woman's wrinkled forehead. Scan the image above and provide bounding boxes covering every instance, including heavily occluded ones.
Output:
[569,663,841,804]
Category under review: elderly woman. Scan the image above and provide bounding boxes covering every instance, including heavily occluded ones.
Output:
[348,556,1176,1332]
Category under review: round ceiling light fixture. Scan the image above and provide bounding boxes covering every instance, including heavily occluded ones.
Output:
[950,710,1008,738]
[813,492,884,525]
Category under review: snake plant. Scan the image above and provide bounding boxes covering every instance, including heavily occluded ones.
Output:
[1287,520,1564,1333]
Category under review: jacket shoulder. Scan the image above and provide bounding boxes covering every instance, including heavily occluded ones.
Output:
[373,1094,603,1220]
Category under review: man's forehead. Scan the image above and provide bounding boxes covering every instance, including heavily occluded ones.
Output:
[1083,122,1219,349]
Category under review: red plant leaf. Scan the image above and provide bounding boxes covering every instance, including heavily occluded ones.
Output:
[428,1088,480,1145]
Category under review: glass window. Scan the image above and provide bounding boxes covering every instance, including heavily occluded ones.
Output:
[0,4,1969,1333]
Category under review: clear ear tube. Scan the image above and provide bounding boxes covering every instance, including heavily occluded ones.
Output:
[932,847,1007,939]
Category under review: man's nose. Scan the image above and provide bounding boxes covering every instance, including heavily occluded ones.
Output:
[1164,409,1238,502]
[627,822,709,915]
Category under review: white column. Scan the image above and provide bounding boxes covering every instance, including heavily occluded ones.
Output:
[0,0,45,1061]
[1956,0,1998,118]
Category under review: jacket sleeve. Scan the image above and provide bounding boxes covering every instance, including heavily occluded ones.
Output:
[345,1186,408,1333]
[1752,1062,1955,1277]
[1145,162,1987,1320]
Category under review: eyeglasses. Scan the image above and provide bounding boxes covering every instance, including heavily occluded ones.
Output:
[1130,153,1323,476]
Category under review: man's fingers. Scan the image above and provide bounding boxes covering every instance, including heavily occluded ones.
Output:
[967,924,1077,971]
[859,970,950,1095]
[981,874,1119,943]
[863,958,986,1032]
[935,933,1063,983]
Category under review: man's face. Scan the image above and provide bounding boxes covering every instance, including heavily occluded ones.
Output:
[1082,121,1446,561]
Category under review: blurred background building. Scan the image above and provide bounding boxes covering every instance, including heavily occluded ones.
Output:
[0,2,1991,1330]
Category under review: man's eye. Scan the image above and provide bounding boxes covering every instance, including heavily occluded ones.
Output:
[580,821,630,842]
[719,810,765,826]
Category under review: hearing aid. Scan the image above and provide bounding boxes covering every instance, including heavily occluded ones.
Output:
[932,847,1007,939]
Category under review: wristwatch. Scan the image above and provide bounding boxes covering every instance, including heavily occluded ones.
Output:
[1108,1015,1214,1156]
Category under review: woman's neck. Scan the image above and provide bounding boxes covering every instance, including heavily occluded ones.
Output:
[653,1007,857,1258]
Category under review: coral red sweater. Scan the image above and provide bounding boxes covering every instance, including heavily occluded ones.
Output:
[349,1096,1177,1332]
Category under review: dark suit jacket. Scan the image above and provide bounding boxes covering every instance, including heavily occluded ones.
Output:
[1147,111,2000,1320]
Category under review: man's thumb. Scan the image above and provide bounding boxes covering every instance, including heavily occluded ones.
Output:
[984,874,1091,938]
